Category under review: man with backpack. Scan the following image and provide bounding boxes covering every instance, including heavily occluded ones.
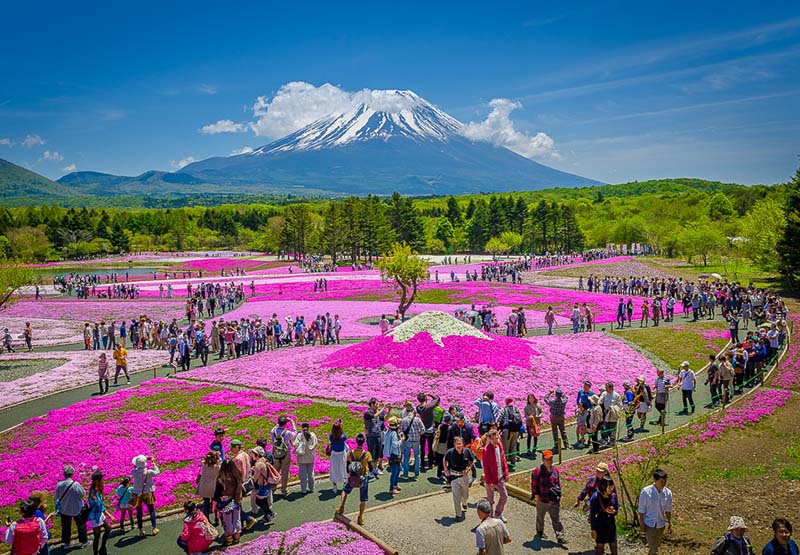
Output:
[497,397,523,464]
[4,499,47,555]
[270,415,297,496]
[711,516,755,555]
[336,433,373,525]
[400,405,425,479]
[54,464,88,548]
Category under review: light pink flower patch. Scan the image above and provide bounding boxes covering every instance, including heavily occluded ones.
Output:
[0,350,168,408]
[1,299,186,322]
[225,520,384,555]
[170,258,266,272]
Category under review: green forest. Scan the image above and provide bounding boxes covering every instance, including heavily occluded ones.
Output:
[0,176,792,276]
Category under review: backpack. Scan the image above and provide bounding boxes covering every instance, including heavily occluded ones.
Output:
[199,516,219,541]
[12,518,41,555]
[644,384,653,403]
[347,450,367,488]
[272,430,288,460]
[505,407,523,432]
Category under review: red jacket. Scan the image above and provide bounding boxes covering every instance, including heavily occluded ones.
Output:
[179,511,213,553]
[481,440,509,485]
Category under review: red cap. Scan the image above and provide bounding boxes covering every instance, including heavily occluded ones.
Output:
[542,450,553,459]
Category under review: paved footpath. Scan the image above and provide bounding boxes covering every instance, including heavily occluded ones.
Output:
[0,308,778,555]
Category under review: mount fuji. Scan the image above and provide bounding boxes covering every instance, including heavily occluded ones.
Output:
[180,89,602,194]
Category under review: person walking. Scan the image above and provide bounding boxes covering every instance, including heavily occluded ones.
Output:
[215,459,243,547]
[474,498,512,555]
[638,469,673,555]
[270,415,298,496]
[589,476,619,555]
[400,405,425,479]
[383,417,403,495]
[762,518,798,555]
[651,370,672,427]
[97,353,110,394]
[195,451,221,523]
[678,361,696,414]
[87,471,114,555]
[112,343,130,386]
[131,455,160,537]
[328,420,349,493]
[481,428,509,522]
[444,436,475,521]
[293,422,318,494]
[337,433,373,525]
[711,516,755,555]
[545,307,558,335]
[530,450,566,544]
[524,394,543,456]
[544,389,569,452]
[54,464,88,549]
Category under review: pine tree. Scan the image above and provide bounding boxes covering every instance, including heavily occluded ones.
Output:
[445,196,462,226]
[778,167,800,288]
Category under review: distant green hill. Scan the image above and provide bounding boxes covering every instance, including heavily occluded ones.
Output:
[0,158,85,203]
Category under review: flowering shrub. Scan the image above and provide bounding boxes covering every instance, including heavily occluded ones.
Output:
[0,379,358,510]
[225,521,384,555]
[181,328,658,418]
[0,350,168,408]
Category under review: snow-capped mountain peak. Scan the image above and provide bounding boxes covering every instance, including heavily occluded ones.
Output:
[252,89,463,155]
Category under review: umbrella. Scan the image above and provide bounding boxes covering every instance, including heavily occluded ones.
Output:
[465,310,479,318]
[711,273,723,280]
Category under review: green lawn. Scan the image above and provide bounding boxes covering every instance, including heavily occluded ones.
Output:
[609,320,730,371]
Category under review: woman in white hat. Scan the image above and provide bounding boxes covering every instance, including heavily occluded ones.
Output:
[130,455,160,537]
[710,516,755,555]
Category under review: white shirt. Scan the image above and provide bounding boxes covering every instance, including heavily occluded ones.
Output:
[638,484,673,528]
[679,369,695,391]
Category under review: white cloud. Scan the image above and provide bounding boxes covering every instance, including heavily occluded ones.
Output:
[461,99,559,159]
[198,84,218,95]
[40,150,64,161]
[22,133,45,148]
[171,156,196,170]
[229,146,254,156]
[200,119,248,134]
[0,138,12,146]
[249,82,354,138]
[62,163,77,173]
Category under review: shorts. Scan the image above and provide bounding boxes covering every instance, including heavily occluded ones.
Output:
[343,476,370,502]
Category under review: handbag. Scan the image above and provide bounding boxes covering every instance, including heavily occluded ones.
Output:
[217,497,237,513]
[242,477,254,495]
[324,444,332,457]
[200,518,219,541]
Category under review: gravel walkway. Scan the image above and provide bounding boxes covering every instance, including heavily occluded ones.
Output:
[360,484,647,554]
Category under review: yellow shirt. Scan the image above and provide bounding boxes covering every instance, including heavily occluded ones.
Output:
[113,348,127,365]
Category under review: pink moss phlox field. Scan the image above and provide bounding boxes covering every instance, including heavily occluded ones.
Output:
[180,332,658,418]
[541,257,674,279]
[2,299,187,322]
[225,520,384,555]
[323,332,539,373]
[772,315,800,389]
[558,387,791,483]
[0,379,334,509]
[170,258,266,272]
[0,317,83,346]
[0,350,167,409]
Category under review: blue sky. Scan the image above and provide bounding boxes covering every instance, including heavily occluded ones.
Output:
[1,0,799,185]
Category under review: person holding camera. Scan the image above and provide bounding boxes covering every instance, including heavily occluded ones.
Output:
[530,450,566,545]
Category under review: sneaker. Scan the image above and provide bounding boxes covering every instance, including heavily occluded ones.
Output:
[357,516,365,525]
[497,514,507,523]
[462,504,468,512]
[376,469,384,475]
[557,537,567,545]
[137,530,145,538]
[535,532,544,539]
[80,542,89,549]
[152,528,160,536]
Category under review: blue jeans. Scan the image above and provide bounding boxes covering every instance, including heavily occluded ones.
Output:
[402,440,420,476]
[547,323,553,335]
[572,322,579,334]
[389,462,402,490]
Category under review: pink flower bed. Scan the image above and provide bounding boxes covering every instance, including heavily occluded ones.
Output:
[0,350,168,408]
[0,379,340,510]
[226,521,384,555]
[180,332,659,418]
[0,317,83,346]
[1,299,186,323]
[170,258,266,272]
[323,332,539,373]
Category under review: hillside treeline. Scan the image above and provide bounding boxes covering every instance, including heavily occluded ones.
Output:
[0,179,787,271]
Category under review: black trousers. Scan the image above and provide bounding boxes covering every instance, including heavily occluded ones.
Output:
[61,513,88,545]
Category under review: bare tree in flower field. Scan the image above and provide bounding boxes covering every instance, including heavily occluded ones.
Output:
[0,263,34,313]
[377,242,429,321]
